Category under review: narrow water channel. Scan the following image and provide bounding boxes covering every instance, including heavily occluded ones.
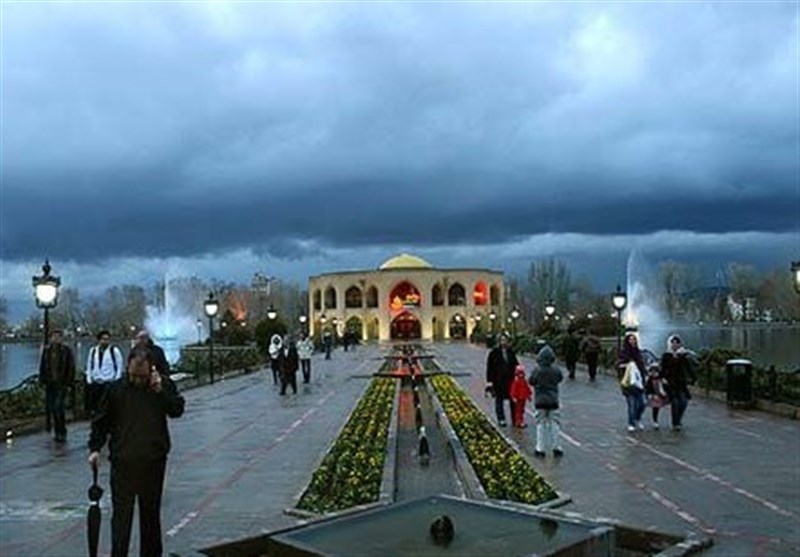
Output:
[393,372,462,501]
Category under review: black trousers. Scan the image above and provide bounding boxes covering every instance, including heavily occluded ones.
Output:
[85,383,112,417]
[280,371,297,395]
[111,458,167,557]
[585,353,599,380]
[301,359,311,383]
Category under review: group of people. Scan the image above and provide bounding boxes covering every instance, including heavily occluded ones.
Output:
[617,332,696,432]
[485,330,698,458]
[485,334,564,458]
[268,333,315,395]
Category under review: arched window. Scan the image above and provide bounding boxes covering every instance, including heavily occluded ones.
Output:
[324,286,337,309]
[448,283,466,306]
[449,314,466,339]
[345,286,363,308]
[432,284,444,307]
[473,281,488,306]
[490,284,500,306]
[389,281,422,312]
[313,289,322,311]
[366,286,379,308]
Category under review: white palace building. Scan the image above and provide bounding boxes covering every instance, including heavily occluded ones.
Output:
[308,253,505,342]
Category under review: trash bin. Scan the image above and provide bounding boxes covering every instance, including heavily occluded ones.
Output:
[725,359,754,408]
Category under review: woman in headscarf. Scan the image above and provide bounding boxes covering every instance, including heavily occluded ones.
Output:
[616,332,646,432]
[268,334,283,386]
[660,334,696,431]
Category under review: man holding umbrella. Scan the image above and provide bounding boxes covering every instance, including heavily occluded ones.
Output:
[88,350,184,557]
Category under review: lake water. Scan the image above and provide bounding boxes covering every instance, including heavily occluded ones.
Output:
[0,338,185,391]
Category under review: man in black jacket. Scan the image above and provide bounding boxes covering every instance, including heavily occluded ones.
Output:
[130,330,170,375]
[88,353,184,557]
[39,329,76,442]
[485,333,519,427]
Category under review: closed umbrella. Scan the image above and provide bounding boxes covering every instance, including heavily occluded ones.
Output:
[87,461,103,557]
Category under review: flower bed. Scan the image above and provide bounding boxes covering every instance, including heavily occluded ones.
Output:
[296,377,396,514]
[430,374,557,505]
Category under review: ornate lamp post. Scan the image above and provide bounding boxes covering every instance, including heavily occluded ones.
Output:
[544,299,556,320]
[510,306,520,339]
[299,314,308,335]
[488,310,497,334]
[204,292,219,384]
[32,259,61,346]
[196,319,202,344]
[611,285,628,354]
[266,305,278,321]
[792,261,800,294]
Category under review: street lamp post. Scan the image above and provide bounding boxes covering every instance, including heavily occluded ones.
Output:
[611,285,628,354]
[196,319,202,344]
[266,305,278,321]
[544,300,556,319]
[299,314,308,336]
[32,259,61,346]
[510,306,520,339]
[204,292,219,384]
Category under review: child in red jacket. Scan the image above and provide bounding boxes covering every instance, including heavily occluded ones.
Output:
[509,364,533,428]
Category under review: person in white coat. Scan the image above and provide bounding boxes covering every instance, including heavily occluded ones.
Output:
[296,334,315,384]
[85,329,124,417]
[268,334,283,385]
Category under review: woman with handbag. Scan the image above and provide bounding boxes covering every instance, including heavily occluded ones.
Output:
[617,332,647,432]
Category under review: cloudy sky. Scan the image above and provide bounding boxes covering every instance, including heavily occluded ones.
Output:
[1,1,797,320]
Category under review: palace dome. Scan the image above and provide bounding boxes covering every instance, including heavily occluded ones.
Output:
[379,253,433,270]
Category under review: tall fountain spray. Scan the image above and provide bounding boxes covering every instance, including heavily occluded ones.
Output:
[625,250,670,352]
[145,277,199,364]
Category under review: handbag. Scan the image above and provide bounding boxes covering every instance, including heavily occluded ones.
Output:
[620,362,635,388]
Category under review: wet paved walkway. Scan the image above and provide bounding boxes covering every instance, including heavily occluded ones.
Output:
[434,343,800,557]
[1,342,798,556]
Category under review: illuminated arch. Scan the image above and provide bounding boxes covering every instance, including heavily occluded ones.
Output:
[389,281,422,312]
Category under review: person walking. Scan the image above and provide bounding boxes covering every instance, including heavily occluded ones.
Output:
[323,331,333,360]
[660,334,696,431]
[268,334,283,385]
[509,364,532,428]
[278,335,300,395]
[39,329,76,443]
[296,334,314,384]
[579,330,602,381]
[130,330,169,375]
[617,332,646,432]
[529,345,565,458]
[485,333,519,427]
[644,361,669,429]
[85,330,124,417]
[88,352,184,557]
[562,329,580,380]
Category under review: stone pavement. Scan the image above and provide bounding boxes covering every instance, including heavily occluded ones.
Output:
[434,343,800,557]
[1,343,798,556]
[0,346,382,556]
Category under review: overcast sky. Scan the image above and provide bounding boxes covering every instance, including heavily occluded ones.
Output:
[1,1,797,320]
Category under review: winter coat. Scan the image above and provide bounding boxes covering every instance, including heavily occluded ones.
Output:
[509,374,532,401]
[89,374,184,463]
[660,336,696,399]
[486,345,519,400]
[39,343,76,387]
[562,334,580,363]
[296,338,314,360]
[528,345,563,409]
[580,335,601,355]
[279,345,300,375]
[268,335,283,360]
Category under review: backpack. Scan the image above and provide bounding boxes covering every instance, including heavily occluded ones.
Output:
[90,346,119,373]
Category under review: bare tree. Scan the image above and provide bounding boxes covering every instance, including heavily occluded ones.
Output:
[526,259,572,325]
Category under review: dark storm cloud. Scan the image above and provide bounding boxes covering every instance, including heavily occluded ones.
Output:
[1,2,797,263]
